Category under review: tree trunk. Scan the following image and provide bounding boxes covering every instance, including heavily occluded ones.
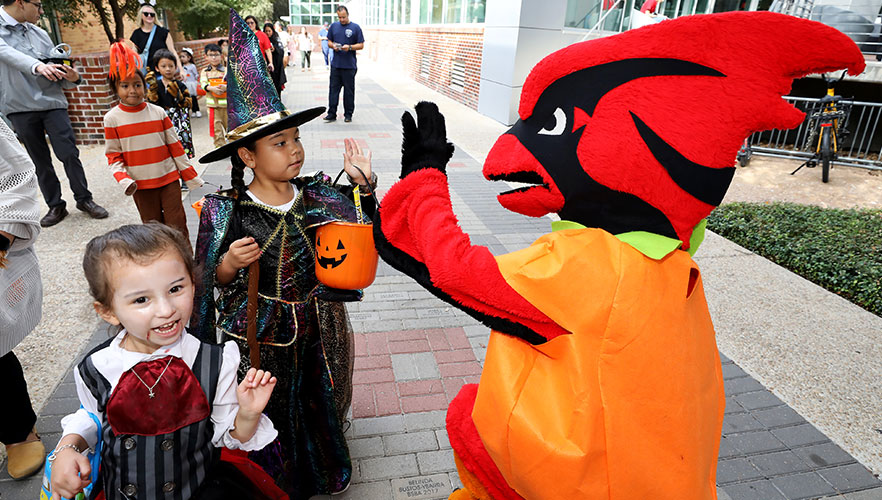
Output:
[88,0,115,44]
[110,0,126,41]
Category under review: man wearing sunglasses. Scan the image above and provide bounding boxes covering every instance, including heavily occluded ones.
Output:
[0,0,109,227]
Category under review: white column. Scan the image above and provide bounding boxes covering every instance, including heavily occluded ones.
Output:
[477,0,569,125]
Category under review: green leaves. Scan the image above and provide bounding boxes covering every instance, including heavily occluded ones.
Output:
[707,202,882,317]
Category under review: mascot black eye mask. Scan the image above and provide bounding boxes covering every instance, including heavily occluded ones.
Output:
[373,11,864,500]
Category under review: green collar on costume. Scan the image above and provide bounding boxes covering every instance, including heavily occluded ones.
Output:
[550,219,707,259]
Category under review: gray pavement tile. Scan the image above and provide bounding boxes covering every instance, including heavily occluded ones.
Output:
[39,396,81,417]
[404,411,446,432]
[716,458,764,485]
[752,406,807,429]
[725,430,788,456]
[383,431,439,455]
[52,382,77,398]
[334,479,393,499]
[722,364,750,380]
[0,475,42,498]
[726,396,746,415]
[725,377,766,396]
[793,442,858,469]
[734,390,785,411]
[770,471,836,499]
[839,487,882,499]
[817,464,882,493]
[771,423,830,448]
[722,479,787,500]
[723,412,765,435]
[435,430,451,450]
[359,454,420,481]
[719,436,742,459]
[348,436,385,459]
[352,415,406,437]
[719,351,732,363]
[391,353,440,381]
[36,414,64,434]
[749,450,815,476]
[416,449,456,475]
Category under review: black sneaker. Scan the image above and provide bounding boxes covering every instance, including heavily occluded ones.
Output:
[75,200,109,220]
[344,116,352,123]
[323,114,336,122]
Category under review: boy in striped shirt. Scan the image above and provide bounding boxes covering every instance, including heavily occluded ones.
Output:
[104,45,204,243]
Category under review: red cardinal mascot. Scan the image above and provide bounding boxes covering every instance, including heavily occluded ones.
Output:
[374,12,864,500]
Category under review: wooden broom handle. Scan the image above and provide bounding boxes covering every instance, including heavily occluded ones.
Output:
[246,260,260,370]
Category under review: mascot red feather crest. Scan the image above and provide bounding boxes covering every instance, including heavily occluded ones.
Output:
[374,11,864,500]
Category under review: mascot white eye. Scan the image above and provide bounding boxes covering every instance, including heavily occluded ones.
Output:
[538,107,567,136]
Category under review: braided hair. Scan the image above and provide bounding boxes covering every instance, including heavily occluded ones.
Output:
[228,143,256,239]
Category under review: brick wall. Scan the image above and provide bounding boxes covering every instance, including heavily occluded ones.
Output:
[64,53,115,145]
[364,26,484,110]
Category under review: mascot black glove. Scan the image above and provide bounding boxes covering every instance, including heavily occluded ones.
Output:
[400,101,456,179]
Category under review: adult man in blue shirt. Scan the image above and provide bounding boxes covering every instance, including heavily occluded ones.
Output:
[324,6,364,123]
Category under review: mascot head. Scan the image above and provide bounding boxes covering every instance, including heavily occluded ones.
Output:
[483,11,865,247]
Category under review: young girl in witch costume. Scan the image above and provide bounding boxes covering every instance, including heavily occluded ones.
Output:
[191,9,376,498]
[50,223,284,500]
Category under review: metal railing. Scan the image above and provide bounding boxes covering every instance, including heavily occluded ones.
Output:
[747,96,882,171]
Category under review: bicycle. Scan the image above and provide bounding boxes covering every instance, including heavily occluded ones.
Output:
[791,71,852,183]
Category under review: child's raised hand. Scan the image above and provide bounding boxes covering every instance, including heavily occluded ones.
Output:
[49,449,92,500]
[224,236,261,270]
[342,138,372,186]
[236,367,277,417]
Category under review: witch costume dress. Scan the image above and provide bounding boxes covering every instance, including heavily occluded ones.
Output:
[192,9,375,498]
[192,176,373,497]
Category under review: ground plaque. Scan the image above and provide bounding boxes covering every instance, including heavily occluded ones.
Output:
[391,473,452,499]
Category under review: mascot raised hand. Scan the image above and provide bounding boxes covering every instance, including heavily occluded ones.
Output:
[374,12,864,500]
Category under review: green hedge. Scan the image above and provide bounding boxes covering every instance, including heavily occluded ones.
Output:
[706,202,882,317]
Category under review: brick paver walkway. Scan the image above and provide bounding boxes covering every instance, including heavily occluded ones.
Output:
[2,65,880,500]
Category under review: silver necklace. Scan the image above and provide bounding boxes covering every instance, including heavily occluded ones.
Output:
[130,356,174,399]
[124,336,175,399]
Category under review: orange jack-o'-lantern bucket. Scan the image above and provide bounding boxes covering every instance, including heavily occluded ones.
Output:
[315,221,378,290]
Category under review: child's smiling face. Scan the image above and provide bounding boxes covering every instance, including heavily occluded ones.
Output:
[157,57,177,80]
[96,249,194,354]
[240,127,305,183]
[116,74,145,107]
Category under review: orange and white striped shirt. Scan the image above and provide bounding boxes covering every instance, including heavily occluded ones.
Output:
[103,102,203,193]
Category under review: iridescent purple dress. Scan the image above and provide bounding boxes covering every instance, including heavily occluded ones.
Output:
[192,173,372,498]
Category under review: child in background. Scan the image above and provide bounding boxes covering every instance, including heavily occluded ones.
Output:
[179,47,201,118]
[147,48,195,160]
[49,223,282,500]
[192,10,378,497]
[201,43,228,148]
[103,42,203,243]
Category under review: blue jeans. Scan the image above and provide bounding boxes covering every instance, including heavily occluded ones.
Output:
[328,67,356,119]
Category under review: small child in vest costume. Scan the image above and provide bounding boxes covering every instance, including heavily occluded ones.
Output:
[48,224,285,500]
[201,43,228,148]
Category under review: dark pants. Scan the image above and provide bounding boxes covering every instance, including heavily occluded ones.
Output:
[7,109,92,209]
[0,351,37,445]
[328,67,357,119]
[132,181,190,245]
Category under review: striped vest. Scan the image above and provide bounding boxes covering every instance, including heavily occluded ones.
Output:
[78,339,224,500]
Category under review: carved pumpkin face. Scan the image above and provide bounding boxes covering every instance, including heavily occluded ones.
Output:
[314,222,379,290]
[317,235,348,269]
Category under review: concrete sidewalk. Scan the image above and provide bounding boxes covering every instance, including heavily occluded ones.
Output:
[3,63,880,500]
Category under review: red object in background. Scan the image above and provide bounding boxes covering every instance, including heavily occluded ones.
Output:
[641,0,658,13]
[209,107,215,137]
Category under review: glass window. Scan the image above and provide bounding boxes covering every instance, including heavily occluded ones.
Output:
[465,0,485,22]
[446,0,463,23]
[565,0,605,28]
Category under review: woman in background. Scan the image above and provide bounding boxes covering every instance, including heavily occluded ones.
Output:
[263,22,288,94]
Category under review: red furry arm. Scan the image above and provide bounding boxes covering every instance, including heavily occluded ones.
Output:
[374,169,568,344]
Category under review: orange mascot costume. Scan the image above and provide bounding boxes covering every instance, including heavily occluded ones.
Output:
[373,12,864,500]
